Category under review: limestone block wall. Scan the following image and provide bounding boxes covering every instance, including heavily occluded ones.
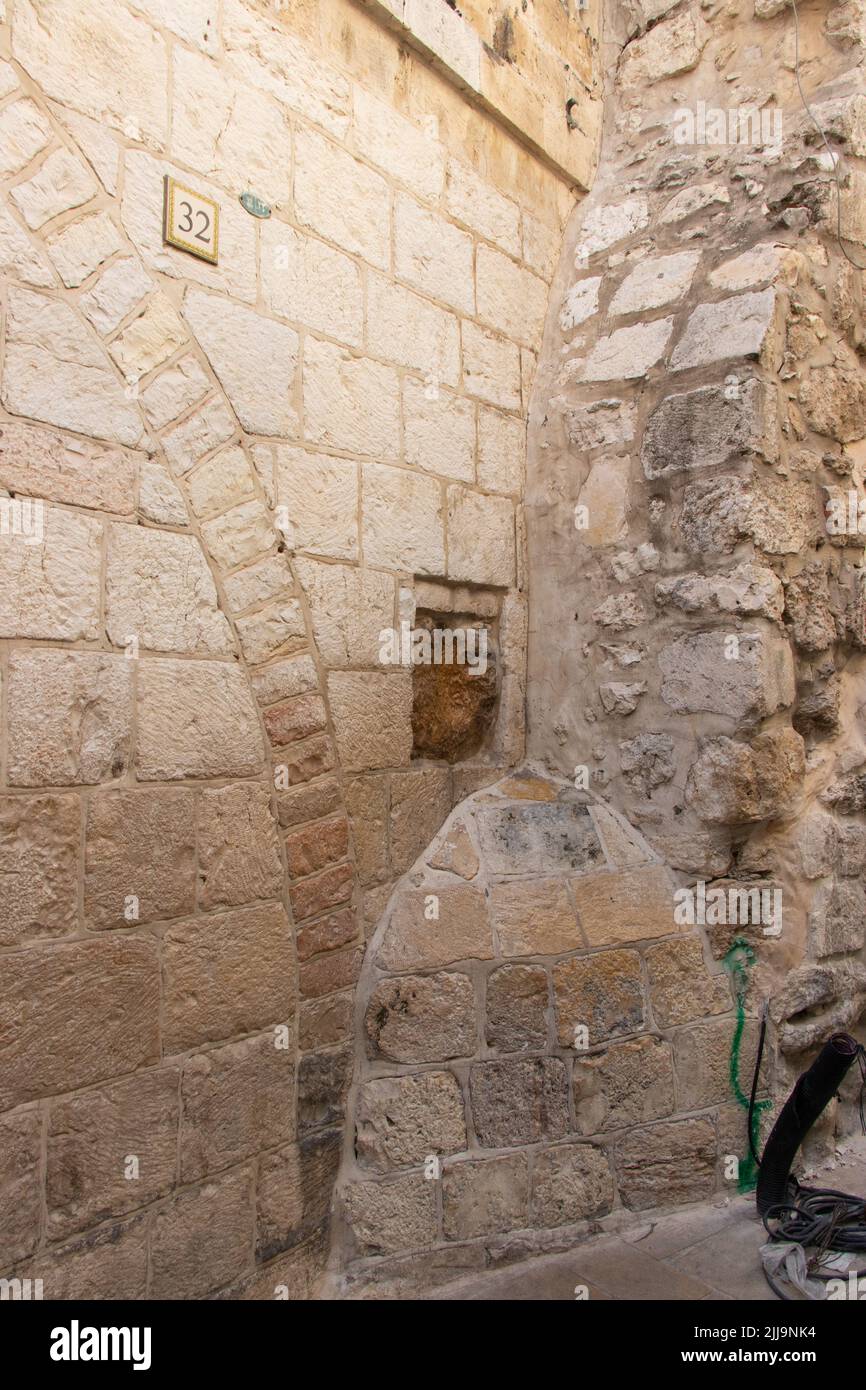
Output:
[527,0,866,1125]
[0,0,600,1298]
[335,770,756,1293]
[330,0,866,1290]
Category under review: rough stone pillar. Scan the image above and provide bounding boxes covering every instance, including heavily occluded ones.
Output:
[527,0,866,1121]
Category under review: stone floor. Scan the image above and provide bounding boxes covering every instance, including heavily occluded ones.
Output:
[408,1139,866,1302]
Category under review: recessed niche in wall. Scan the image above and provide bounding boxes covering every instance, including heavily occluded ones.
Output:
[411,595,500,762]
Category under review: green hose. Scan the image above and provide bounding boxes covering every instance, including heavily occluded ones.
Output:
[723,936,772,1193]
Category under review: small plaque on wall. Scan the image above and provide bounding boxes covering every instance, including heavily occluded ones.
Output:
[163,176,219,264]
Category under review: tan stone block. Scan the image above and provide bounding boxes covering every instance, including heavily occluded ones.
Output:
[394,192,474,314]
[618,8,708,87]
[303,339,400,459]
[290,861,353,922]
[236,600,307,665]
[257,1129,341,1260]
[184,290,299,437]
[573,1035,675,1134]
[445,160,521,256]
[298,1044,352,1133]
[201,494,273,570]
[403,378,475,483]
[353,86,445,203]
[477,407,525,495]
[222,0,350,138]
[366,971,476,1062]
[224,555,293,614]
[106,522,232,655]
[139,354,211,430]
[299,992,353,1050]
[44,210,122,287]
[446,486,515,586]
[0,201,53,287]
[275,768,340,825]
[575,456,630,547]
[485,963,549,1052]
[198,783,283,910]
[85,787,195,929]
[47,1069,179,1240]
[615,1118,717,1210]
[10,147,97,229]
[345,774,388,885]
[0,98,51,178]
[295,127,389,269]
[13,0,168,145]
[8,650,132,787]
[389,767,452,873]
[274,446,359,561]
[2,287,143,446]
[238,1229,327,1300]
[171,47,292,209]
[163,904,293,1052]
[180,1034,295,1182]
[108,293,187,383]
[160,396,236,477]
[0,793,79,947]
[645,937,732,1027]
[357,1072,466,1172]
[342,1173,438,1254]
[296,905,358,962]
[19,1216,148,1300]
[264,693,328,746]
[530,1144,615,1227]
[379,882,493,971]
[0,938,159,1111]
[361,462,445,574]
[522,210,560,279]
[0,502,101,642]
[328,671,413,773]
[490,878,580,958]
[252,655,318,708]
[428,819,479,880]
[272,734,336,787]
[187,444,254,517]
[285,815,349,880]
[138,459,187,526]
[137,658,265,780]
[80,257,152,336]
[367,274,460,386]
[476,244,548,348]
[0,1108,41,1264]
[570,865,676,947]
[151,1167,254,1298]
[296,558,394,668]
[0,421,137,515]
[299,944,363,999]
[553,949,645,1047]
[443,1154,528,1239]
[673,1019,763,1110]
[470,1058,569,1147]
[462,321,521,410]
[261,221,363,346]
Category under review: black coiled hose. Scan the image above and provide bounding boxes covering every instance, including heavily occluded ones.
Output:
[756,1033,860,1218]
[754,1031,866,1297]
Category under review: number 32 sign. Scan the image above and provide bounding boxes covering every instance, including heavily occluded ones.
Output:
[163,176,219,264]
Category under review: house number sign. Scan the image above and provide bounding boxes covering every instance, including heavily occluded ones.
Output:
[163,176,219,264]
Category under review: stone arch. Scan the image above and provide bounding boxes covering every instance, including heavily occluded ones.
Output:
[333,770,753,1292]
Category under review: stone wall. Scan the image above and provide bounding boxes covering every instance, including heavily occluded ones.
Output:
[0,0,600,1298]
[527,0,866,1149]
[331,0,866,1291]
[335,770,756,1293]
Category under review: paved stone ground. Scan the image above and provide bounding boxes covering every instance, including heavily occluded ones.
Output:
[415,1140,866,1301]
